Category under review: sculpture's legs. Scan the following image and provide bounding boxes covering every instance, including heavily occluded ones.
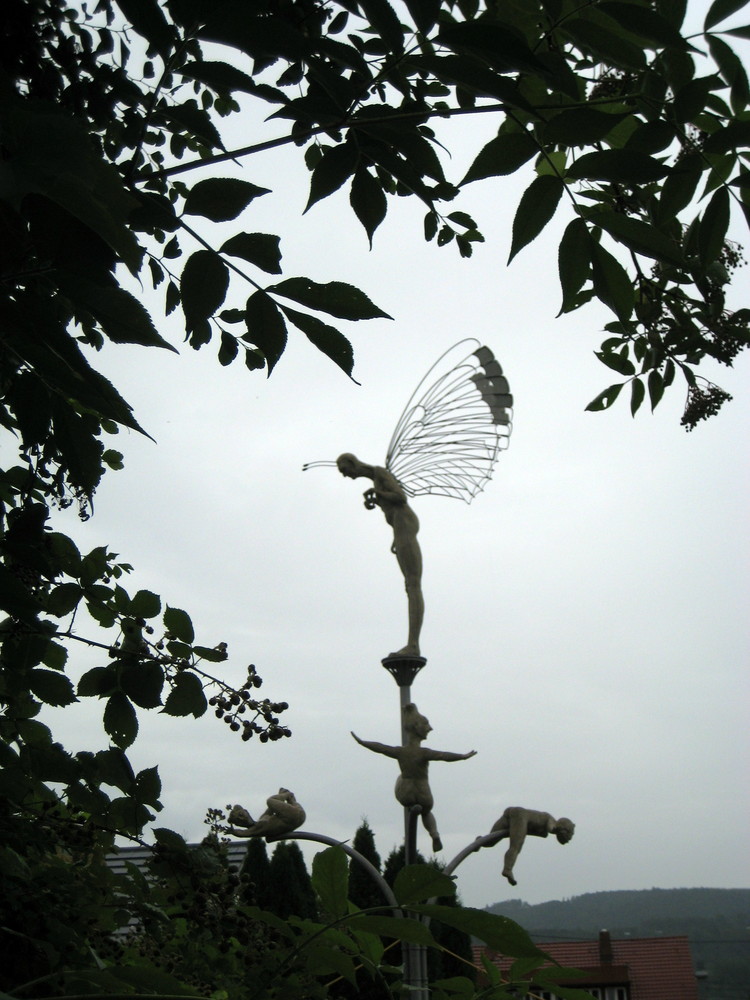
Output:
[421,810,442,853]
[501,812,528,885]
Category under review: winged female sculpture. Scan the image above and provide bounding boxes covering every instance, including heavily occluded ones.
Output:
[304,340,513,657]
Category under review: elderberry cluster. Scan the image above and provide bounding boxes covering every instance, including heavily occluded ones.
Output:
[208,664,291,743]
[681,381,733,431]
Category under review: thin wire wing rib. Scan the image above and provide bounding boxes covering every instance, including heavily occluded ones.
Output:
[385,340,513,503]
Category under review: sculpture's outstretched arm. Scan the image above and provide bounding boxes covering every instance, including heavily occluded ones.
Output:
[351,731,401,759]
[424,749,477,762]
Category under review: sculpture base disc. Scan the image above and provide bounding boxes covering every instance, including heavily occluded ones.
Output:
[381,653,427,687]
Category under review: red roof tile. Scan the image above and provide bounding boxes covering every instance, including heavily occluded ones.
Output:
[474,934,699,1000]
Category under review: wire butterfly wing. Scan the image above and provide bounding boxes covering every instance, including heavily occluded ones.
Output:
[385,340,513,503]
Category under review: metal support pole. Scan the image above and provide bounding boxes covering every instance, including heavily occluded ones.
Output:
[382,653,429,1000]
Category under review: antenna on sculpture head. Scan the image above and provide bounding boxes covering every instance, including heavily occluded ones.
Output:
[302,460,338,471]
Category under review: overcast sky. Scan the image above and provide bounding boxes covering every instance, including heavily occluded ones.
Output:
[40,20,750,910]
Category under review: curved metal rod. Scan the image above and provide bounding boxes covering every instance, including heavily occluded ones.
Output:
[271,830,399,910]
[443,831,506,879]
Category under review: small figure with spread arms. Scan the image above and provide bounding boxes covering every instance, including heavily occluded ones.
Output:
[352,703,477,852]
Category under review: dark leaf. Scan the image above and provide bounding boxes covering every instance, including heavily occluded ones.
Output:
[52,400,105,496]
[29,668,77,707]
[218,330,239,366]
[705,0,750,30]
[134,766,162,808]
[543,108,629,146]
[562,17,646,70]
[410,905,543,956]
[219,308,247,323]
[120,661,164,709]
[5,104,143,274]
[358,0,404,51]
[102,449,124,471]
[599,2,687,48]
[461,131,538,185]
[130,589,162,619]
[184,178,270,222]
[131,192,180,234]
[220,233,282,274]
[192,645,228,662]
[567,150,670,183]
[104,692,139,748]
[0,565,42,622]
[46,583,83,618]
[164,606,195,644]
[162,671,207,718]
[159,100,222,148]
[350,167,388,248]
[311,847,349,920]
[403,0,441,32]
[587,210,685,266]
[58,275,177,352]
[394,864,456,904]
[153,827,188,851]
[95,747,135,791]
[78,665,117,698]
[438,21,548,74]
[244,291,288,374]
[42,641,67,671]
[707,35,750,109]
[630,377,645,415]
[448,212,476,229]
[181,251,229,330]
[673,76,719,123]
[558,218,592,314]
[586,381,624,411]
[305,143,360,212]
[281,306,356,378]
[114,0,175,56]
[409,55,534,109]
[181,60,284,101]
[591,243,635,320]
[350,915,437,945]
[107,796,153,836]
[166,280,180,316]
[596,349,636,375]
[657,155,702,219]
[648,369,665,410]
[269,278,392,320]
[703,119,750,153]
[698,186,731,265]
[508,175,564,263]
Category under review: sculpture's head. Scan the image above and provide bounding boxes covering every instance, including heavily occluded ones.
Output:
[555,818,575,844]
[336,453,360,478]
[403,702,432,739]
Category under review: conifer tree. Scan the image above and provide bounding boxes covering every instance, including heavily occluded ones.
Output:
[348,820,384,913]
[267,842,317,920]
[242,838,272,910]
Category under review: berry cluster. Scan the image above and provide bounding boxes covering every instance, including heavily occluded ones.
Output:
[208,664,291,743]
[681,381,733,431]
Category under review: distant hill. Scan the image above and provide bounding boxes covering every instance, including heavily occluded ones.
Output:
[486,888,750,999]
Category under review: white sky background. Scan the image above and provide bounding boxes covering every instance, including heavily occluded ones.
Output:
[41,6,750,909]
